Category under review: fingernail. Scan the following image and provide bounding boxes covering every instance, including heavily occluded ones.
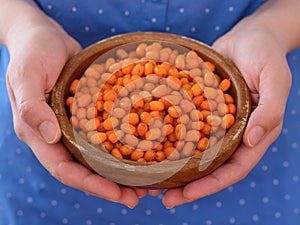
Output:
[247,126,264,147]
[125,203,137,209]
[39,121,59,144]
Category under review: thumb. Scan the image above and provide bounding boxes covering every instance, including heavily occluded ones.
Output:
[243,62,291,147]
[7,65,61,144]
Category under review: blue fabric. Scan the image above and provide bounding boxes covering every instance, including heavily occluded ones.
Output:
[1,1,300,225]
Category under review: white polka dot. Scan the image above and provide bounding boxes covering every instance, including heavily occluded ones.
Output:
[27,197,33,203]
[252,214,259,222]
[191,27,196,32]
[271,146,278,152]
[6,192,12,198]
[16,210,23,216]
[216,201,222,208]
[18,177,25,184]
[239,199,246,206]
[262,197,269,204]
[192,204,199,210]
[121,208,127,215]
[39,183,46,189]
[86,220,92,225]
[84,26,90,32]
[284,194,291,200]
[261,164,268,171]
[294,208,300,214]
[229,217,236,224]
[179,8,185,13]
[62,218,69,224]
[205,8,210,13]
[124,10,130,16]
[291,109,297,115]
[74,203,80,209]
[165,26,171,32]
[47,5,52,10]
[169,208,176,214]
[98,9,104,14]
[5,129,11,136]
[60,188,67,194]
[250,182,256,188]
[182,222,188,225]
[282,128,288,135]
[51,200,58,206]
[151,17,157,23]
[291,142,298,149]
[272,178,279,185]
[16,148,22,154]
[228,6,234,12]
[282,161,289,167]
[215,26,221,31]
[111,28,116,33]
[292,54,299,61]
[97,208,103,214]
[71,7,77,12]
[145,209,152,215]
[206,220,212,225]
[40,212,47,218]
[274,212,281,219]
[26,167,32,173]
[227,186,234,192]
[292,175,299,182]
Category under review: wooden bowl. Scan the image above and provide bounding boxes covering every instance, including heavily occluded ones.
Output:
[51,32,251,189]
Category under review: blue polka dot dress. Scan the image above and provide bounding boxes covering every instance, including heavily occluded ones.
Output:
[1,1,300,224]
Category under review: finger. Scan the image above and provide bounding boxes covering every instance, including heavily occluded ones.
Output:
[6,63,61,144]
[118,187,140,209]
[26,128,123,203]
[134,188,148,198]
[148,189,164,197]
[8,98,136,206]
[162,188,188,208]
[243,60,291,147]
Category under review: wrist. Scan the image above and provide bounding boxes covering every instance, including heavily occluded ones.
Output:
[246,0,300,53]
[0,0,54,50]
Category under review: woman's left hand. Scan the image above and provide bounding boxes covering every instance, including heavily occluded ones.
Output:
[161,17,292,208]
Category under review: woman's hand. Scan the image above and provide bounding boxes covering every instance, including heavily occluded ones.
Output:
[4,1,145,208]
[161,17,292,208]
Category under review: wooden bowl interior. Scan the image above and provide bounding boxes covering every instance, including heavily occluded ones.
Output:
[51,32,251,188]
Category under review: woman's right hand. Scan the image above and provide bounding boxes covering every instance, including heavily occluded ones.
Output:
[3,0,145,208]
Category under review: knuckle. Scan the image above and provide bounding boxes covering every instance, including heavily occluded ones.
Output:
[18,100,37,122]
[13,120,27,141]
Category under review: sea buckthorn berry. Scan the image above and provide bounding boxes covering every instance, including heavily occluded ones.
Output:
[111,148,123,159]
[154,65,168,77]
[66,41,237,163]
[149,101,164,111]
[131,63,145,76]
[222,114,235,129]
[144,62,154,75]
[220,79,231,92]
[168,106,182,118]
[90,132,107,145]
[131,150,144,161]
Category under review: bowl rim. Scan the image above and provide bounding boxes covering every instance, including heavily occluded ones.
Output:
[51,31,251,188]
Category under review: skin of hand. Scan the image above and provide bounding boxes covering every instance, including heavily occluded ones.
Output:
[4,1,146,208]
[161,14,294,208]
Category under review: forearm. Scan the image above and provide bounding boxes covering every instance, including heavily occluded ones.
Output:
[248,0,300,52]
[0,0,55,50]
